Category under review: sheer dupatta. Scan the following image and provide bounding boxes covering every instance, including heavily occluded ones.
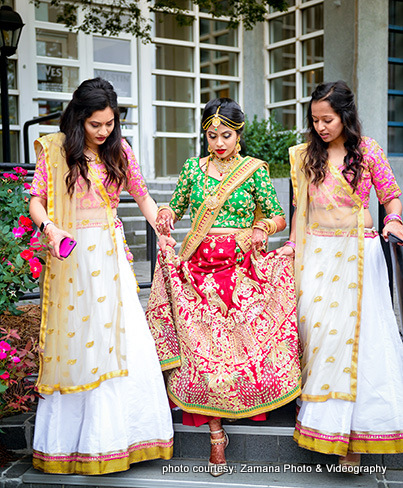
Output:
[34,133,127,395]
[290,143,365,402]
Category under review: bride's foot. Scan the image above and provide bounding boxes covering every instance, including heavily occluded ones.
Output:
[208,418,229,477]
[209,428,229,465]
[339,453,361,467]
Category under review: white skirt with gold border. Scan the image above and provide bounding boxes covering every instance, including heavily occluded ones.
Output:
[294,232,403,455]
[32,223,173,474]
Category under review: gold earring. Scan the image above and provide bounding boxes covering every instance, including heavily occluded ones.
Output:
[208,144,213,155]
[236,137,241,154]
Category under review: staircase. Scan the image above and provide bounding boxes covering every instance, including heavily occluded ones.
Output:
[1,403,398,488]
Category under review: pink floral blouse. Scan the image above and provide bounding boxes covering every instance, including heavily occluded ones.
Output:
[303,137,401,208]
[30,139,148,208]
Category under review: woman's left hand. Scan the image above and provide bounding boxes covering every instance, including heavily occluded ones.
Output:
[382,220,403,245]
[251,228,268,259]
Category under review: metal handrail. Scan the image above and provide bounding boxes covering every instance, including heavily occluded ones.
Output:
[23,112,62,165]
[389,242,403,335]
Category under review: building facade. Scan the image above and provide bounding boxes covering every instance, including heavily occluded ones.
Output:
[2,0,402,187]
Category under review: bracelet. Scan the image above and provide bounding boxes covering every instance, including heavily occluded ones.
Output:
[252,223,269,234]
[384,213,403,226]
[252,219,277,236]
[285,240,296,249]
[157,205,175,220]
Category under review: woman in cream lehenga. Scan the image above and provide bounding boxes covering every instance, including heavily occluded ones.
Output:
[147,97,301,475]
[278,80,403,466]
[29,78,173,475]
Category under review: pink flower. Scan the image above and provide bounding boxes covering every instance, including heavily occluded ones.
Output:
[29,236,43,251]
[2,173,11,178]
[12,226,25,238]
[126,252,134,261]
[0,352,7,360]
[9,174,18,181]
[11,357,21,364]
[24,183,31,190]
[20,249,34,261]
[29,257,42,279]
[0,372,10,380]
[0,341,11,352]
[13,167,27,176]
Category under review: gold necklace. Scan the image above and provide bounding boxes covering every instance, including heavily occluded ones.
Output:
[211,153,238,176]
[202,158,227,211]
[85,146,102,164]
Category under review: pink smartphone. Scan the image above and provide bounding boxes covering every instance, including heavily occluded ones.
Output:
[59,237,77,258]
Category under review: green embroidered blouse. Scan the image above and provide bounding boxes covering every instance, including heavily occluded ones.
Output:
[169,157,285,228]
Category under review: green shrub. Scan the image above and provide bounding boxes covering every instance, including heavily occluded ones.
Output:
[0,167,45,315]
[242,115,302,178]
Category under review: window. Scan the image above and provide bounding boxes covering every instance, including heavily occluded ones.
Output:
[265,0,324,131]
[388,0,403,155]
[32,1,139,152]
[34,0,80,133]
[152,9,241,176]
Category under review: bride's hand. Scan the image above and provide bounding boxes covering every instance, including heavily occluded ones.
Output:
[158,234,176,253]
[251,228,268,259]
[156,209,174,236]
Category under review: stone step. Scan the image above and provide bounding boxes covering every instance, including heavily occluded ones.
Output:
[122,215,191,232]
[2,403,401,487]
[22,459,386,488]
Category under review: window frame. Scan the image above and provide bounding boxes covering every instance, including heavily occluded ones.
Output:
[151,6,242,177]
[264,0,324,131]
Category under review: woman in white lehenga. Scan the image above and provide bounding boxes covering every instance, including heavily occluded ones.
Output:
[278,80,403,466]
[29,78,173,475]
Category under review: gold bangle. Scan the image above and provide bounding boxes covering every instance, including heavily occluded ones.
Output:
[157,205,175,220]
[252,223,269,234]
[261,218,277,236]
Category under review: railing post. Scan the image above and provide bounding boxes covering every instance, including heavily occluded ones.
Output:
[146,221,157,281]
[379,203,394,301]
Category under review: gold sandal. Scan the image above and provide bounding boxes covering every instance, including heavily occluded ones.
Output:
[339,453,361,470]
[208,428,229,477]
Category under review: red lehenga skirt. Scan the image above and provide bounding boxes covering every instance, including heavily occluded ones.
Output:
[146,234,301,419]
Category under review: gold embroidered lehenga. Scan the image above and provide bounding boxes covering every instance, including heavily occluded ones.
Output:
[146,156,301,420]
[290,142,403,455]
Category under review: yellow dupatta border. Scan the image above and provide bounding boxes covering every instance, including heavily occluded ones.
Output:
[179,156,266,261]
[290,144,365,402]
[36,137,56,393]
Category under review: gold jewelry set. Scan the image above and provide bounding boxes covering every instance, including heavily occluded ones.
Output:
[202,156,239,211]
[209,153,239,176]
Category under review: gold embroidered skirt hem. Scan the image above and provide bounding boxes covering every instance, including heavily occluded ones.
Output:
[32,441,174,475]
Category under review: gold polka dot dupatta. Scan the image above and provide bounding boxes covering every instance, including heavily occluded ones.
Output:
[34,133,127,395]
[290,143,364,403]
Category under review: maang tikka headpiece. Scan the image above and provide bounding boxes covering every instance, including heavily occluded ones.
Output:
[202,105,245,132]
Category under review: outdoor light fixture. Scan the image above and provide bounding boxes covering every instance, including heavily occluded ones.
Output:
[0,5,24,57]
[0,5,24,162]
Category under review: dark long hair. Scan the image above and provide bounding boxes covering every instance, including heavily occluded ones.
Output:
[201,98,245,136]
[304,80,363,190]
[60,77,127,196]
